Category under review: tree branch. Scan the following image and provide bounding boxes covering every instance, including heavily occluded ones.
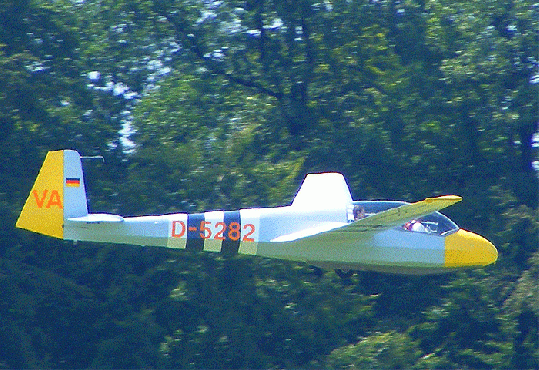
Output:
[162,10,283,100]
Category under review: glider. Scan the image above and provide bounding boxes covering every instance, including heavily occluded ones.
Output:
[16,150,498,275]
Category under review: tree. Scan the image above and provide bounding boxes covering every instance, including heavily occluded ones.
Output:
[159,257,376,368]
[504,249,539,369]
[411,273,513,369]
[422,0,538,207]
[125,71,303,214]
[4,0,538,368]
[325,331,422,370]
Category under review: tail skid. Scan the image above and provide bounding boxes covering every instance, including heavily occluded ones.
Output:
[16,150,88,239]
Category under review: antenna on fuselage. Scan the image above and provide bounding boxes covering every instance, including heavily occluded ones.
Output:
[81,155,105,162]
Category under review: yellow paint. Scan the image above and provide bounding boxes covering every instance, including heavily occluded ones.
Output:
[444,229,498,267]
[425,195,462,203]
[166,237,187,249]
[16,151,64,238]
[238,241,258,255]
[203,239,222,253]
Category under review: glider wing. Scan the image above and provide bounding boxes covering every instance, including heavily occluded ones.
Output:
[346,195,462,232]
[274,195,462,243]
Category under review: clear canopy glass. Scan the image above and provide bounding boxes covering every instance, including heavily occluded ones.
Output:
[350,201,459,236]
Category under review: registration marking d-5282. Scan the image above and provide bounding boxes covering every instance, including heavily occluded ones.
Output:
[171,220,255,242]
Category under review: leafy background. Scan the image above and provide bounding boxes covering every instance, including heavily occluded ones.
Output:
[1,0,537,368]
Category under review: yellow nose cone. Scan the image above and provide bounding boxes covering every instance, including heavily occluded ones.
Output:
[444,229,498,267]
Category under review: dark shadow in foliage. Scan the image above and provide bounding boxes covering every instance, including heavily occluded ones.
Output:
[0,258,98,369]
[157,255,376,369]
[510,305,539,369]
[354,272,450,326]
[410,273,512,369]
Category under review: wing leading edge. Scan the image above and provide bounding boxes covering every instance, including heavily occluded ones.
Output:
[277,195,462,243]
[346,195,462,232]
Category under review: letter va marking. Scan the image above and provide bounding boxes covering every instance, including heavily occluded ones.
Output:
[32,189,63,209]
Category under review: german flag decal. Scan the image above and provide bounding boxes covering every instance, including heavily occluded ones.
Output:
[65,178,80,187]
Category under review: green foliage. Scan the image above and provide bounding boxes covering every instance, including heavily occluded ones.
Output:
[504,249,539,369]
[423,0,538,206]
[0,257,99,368]
[126,71,303,214]
[1,0,538,368]
[158,258,375,368]
[325,331,422,370]
[411,273,514,369]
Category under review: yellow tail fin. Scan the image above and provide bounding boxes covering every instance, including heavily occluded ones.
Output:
[16,150,88,239]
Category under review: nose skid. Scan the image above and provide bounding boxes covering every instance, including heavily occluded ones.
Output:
[444,229,498,267]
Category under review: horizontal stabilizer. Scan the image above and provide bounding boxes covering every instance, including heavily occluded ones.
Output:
[67,214,125,223]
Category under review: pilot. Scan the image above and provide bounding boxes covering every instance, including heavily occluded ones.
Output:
[353,205,366,221]
[404,219,428,233]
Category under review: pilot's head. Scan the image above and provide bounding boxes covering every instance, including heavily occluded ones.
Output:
[353,205,365,220]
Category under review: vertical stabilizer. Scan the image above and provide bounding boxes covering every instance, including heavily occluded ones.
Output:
[63,150,88,219]
[16,150,88,239]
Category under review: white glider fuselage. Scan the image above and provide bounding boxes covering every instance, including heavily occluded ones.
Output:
[62,205,470,274]
[17,150,498,275]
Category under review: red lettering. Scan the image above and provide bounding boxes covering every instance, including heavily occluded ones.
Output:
[171,220,256,242]
[242,224,256,242]
[46,190,63,209]
[200,221,212,239]
[228,222,241,241]
[32,190,48,208]
[214,222,226,240]
[172,221,186,238]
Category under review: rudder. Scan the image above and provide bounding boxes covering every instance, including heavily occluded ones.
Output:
[16,150,88,239]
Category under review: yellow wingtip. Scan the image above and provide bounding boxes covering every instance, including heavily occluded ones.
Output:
[440,195,462,201]
[425,195,462,203]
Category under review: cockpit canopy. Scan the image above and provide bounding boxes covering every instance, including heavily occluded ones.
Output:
[350,201,459,235]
